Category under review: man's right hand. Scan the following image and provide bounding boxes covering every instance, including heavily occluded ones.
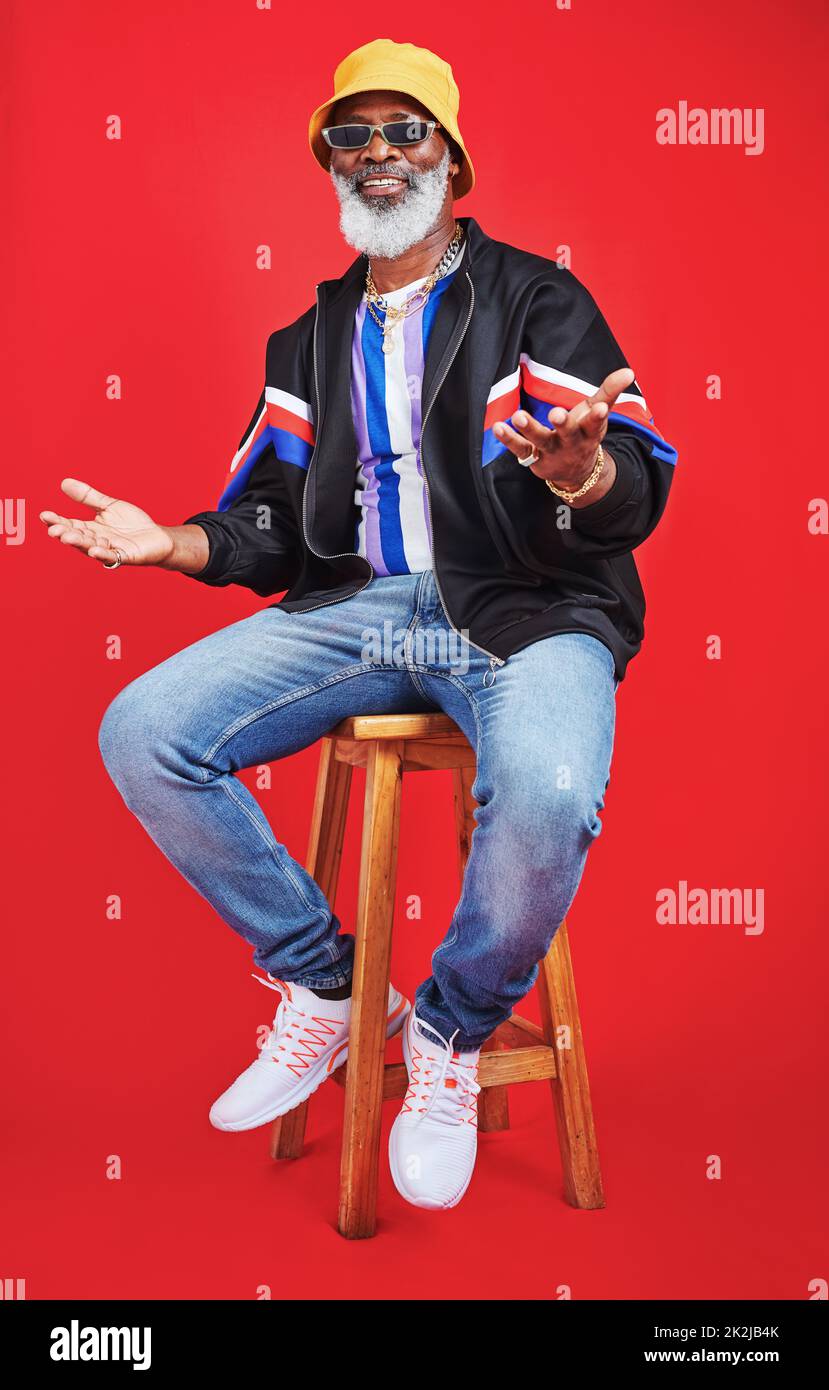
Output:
[40,478,184,569]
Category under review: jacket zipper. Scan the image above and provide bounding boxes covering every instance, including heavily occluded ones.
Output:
[419,270,506,685]
[296,284,376,615]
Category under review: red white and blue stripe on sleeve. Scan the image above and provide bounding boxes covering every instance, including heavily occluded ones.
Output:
[482,354,678,468]
[217,388,315,510]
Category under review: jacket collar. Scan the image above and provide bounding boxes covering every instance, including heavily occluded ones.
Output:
[306,215,487,556]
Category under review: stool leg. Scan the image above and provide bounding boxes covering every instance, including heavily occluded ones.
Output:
[452,766,510,1133]
[270,739,353,1162]
[338,740,403,1239]
[268,1105,307,1162]
[477,1036,511,1131]
[452,764,477,882]
[536,920,605,1208]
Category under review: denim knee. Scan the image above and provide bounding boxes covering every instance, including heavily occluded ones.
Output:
[546,782,607,844]
[483,764,606,849]
[97,679,158,791]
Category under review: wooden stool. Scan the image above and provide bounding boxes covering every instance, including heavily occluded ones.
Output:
[268,713,605,1238]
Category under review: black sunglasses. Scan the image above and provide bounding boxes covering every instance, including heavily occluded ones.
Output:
[322,118,440,150]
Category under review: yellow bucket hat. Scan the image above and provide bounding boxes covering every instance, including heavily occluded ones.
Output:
[308,38,475,200]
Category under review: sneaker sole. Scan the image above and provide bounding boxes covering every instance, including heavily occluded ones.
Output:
[211,994,411,1133]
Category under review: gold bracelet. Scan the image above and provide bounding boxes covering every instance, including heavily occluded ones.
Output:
[545,444,605,503]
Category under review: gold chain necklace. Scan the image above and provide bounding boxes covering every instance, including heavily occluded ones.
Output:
[365,223,464,355]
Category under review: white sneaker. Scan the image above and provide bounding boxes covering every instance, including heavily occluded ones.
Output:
[388,1008,481,1210]
[209,973,410,1132]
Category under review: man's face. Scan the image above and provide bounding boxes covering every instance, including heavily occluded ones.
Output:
[327,89,458,202]
[326,89,460,258]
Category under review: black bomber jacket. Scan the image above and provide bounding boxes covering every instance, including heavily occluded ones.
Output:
[182,214,679,682]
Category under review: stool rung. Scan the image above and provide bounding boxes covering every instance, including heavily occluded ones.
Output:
[496,1013,545,1047]
[332,1043,557,1100]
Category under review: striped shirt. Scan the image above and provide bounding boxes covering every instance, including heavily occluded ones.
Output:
[351,239,467,575]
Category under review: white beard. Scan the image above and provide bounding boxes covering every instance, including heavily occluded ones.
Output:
[329,145,451,260]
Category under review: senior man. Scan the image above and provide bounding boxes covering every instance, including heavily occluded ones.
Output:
[40,38,678,1213]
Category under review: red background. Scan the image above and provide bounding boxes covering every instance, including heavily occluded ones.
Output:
[3,0,827,1300]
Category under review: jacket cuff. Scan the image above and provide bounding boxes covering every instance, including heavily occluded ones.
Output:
[180,514,236,584]
[566,444,639,527]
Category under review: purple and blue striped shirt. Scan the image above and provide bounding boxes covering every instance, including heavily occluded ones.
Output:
[350,240,467,575]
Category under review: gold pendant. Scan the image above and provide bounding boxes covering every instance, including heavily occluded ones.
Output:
[381,306,403,354]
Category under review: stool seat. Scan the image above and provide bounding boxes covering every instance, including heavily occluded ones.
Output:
[268,712,605,1238]
[330,713,463,741]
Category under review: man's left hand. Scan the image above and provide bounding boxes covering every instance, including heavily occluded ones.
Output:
[493,366,635,489]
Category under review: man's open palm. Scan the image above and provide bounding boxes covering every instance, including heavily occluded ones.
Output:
[493,366,636,484]
[39,478,173,567]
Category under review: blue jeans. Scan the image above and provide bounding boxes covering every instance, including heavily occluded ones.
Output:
[97,570,618,1050]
